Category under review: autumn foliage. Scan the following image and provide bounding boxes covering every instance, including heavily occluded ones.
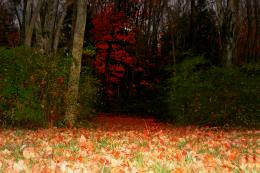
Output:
[92,5,136,99]
[0,115,259,172]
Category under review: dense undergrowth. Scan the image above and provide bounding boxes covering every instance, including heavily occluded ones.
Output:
[0,47,99,128]
[158,56,260,128]
[0,47,259,128]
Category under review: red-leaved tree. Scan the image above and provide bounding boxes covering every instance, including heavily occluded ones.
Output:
[92,4,137,101]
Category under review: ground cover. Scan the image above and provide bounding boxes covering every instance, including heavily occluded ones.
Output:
[0,114,259,173]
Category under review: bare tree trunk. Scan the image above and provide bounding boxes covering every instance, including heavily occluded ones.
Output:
[10,0,23,43]
[215,0,224,51]
[227,0,239,67]
[190,0,195,48]
[40,0,60,53]
[65,0,87,127]
[226,39,233,67]
[24,0,42,47]
[53,0,74,53]
[254,0,259,62]
[70,2,78,49]
[246,0,253,63]
[51,0,60,51]
[53,11,67,54]
[35,14,43,49]
[215,0,239,67]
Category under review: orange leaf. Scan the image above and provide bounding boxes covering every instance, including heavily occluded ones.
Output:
[112,151,120,159]
[77,156,83,162]
[100,157,110,164]
[181,150,187,156]
[42,166,51,173]
[229,151,237,161]
[175,152,182,161]
[174,168,184,173]
[78,135,87,146]
[158,152,164,159]
[31,163,41,173]
[23,147,36,159]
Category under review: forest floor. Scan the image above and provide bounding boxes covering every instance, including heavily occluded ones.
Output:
[0,114,259,173]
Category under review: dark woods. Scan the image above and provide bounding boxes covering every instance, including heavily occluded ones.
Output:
[0,0,259,128]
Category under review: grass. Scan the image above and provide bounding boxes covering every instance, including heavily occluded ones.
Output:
[0,116,259,173]
[134,152,144,167]
[177,138,188,149]
[153,162,172,173]
[101,165,111,173]
[98,137,109,149]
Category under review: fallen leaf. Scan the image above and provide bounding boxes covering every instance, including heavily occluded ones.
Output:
[13,160,26,172]
[31,163,41,173]
[2,149,11,155]
[175,168,184,173]
[45,146,53,157]
[78,135,87,146]
[23,147,37,159]
[112,151,120,159]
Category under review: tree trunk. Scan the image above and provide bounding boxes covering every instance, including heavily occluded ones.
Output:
[190,0,195,48]
[65,0,87,127]
[246,0,253,63]
[24,0,42,47]
[215,0,224,50]
[227,0,239,67]
[53,11,67,54]
[215,0,239,67]
[70,2,78,49]
[226,37,233,67]
[53,0,74,53]
[254,0,259,62]
[35,14,43,49]
[40,0,59,53]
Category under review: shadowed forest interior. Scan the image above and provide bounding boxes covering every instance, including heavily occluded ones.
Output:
[0,0,259,128]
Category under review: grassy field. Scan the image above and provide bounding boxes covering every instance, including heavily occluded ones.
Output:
[0,115,259,173]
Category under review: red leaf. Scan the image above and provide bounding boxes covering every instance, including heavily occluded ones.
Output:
[96,43,109,49]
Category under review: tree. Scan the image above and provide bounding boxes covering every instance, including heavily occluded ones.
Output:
[215,0,239,67]
[24,0,43,47]
[190,0,195,48]
[92,4,136,102]
[232,0,259,64]
[34,0,74,54]
[10,0,74,53]
[64,0,87,127]
[0,1,16,46]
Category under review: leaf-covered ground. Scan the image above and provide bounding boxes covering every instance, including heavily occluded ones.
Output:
[0,114,259,173]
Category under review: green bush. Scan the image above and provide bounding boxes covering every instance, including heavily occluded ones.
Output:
[0,47,101,128]
[78,66,101,121]
[162,56,260,127]
[0,47,71,127]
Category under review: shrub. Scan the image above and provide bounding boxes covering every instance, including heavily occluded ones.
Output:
[162,56,260,127]
[78,66,101,121]
[0,47,101,128]
[0,47,71,127]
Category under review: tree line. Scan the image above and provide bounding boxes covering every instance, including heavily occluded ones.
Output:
[0,0,259,127]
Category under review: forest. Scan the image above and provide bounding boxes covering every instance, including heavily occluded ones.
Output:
[0,0,259,172]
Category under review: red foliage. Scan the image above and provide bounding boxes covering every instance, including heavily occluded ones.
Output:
[92,2,159,101]
[92,4,137,98]
[96,43,109,49]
